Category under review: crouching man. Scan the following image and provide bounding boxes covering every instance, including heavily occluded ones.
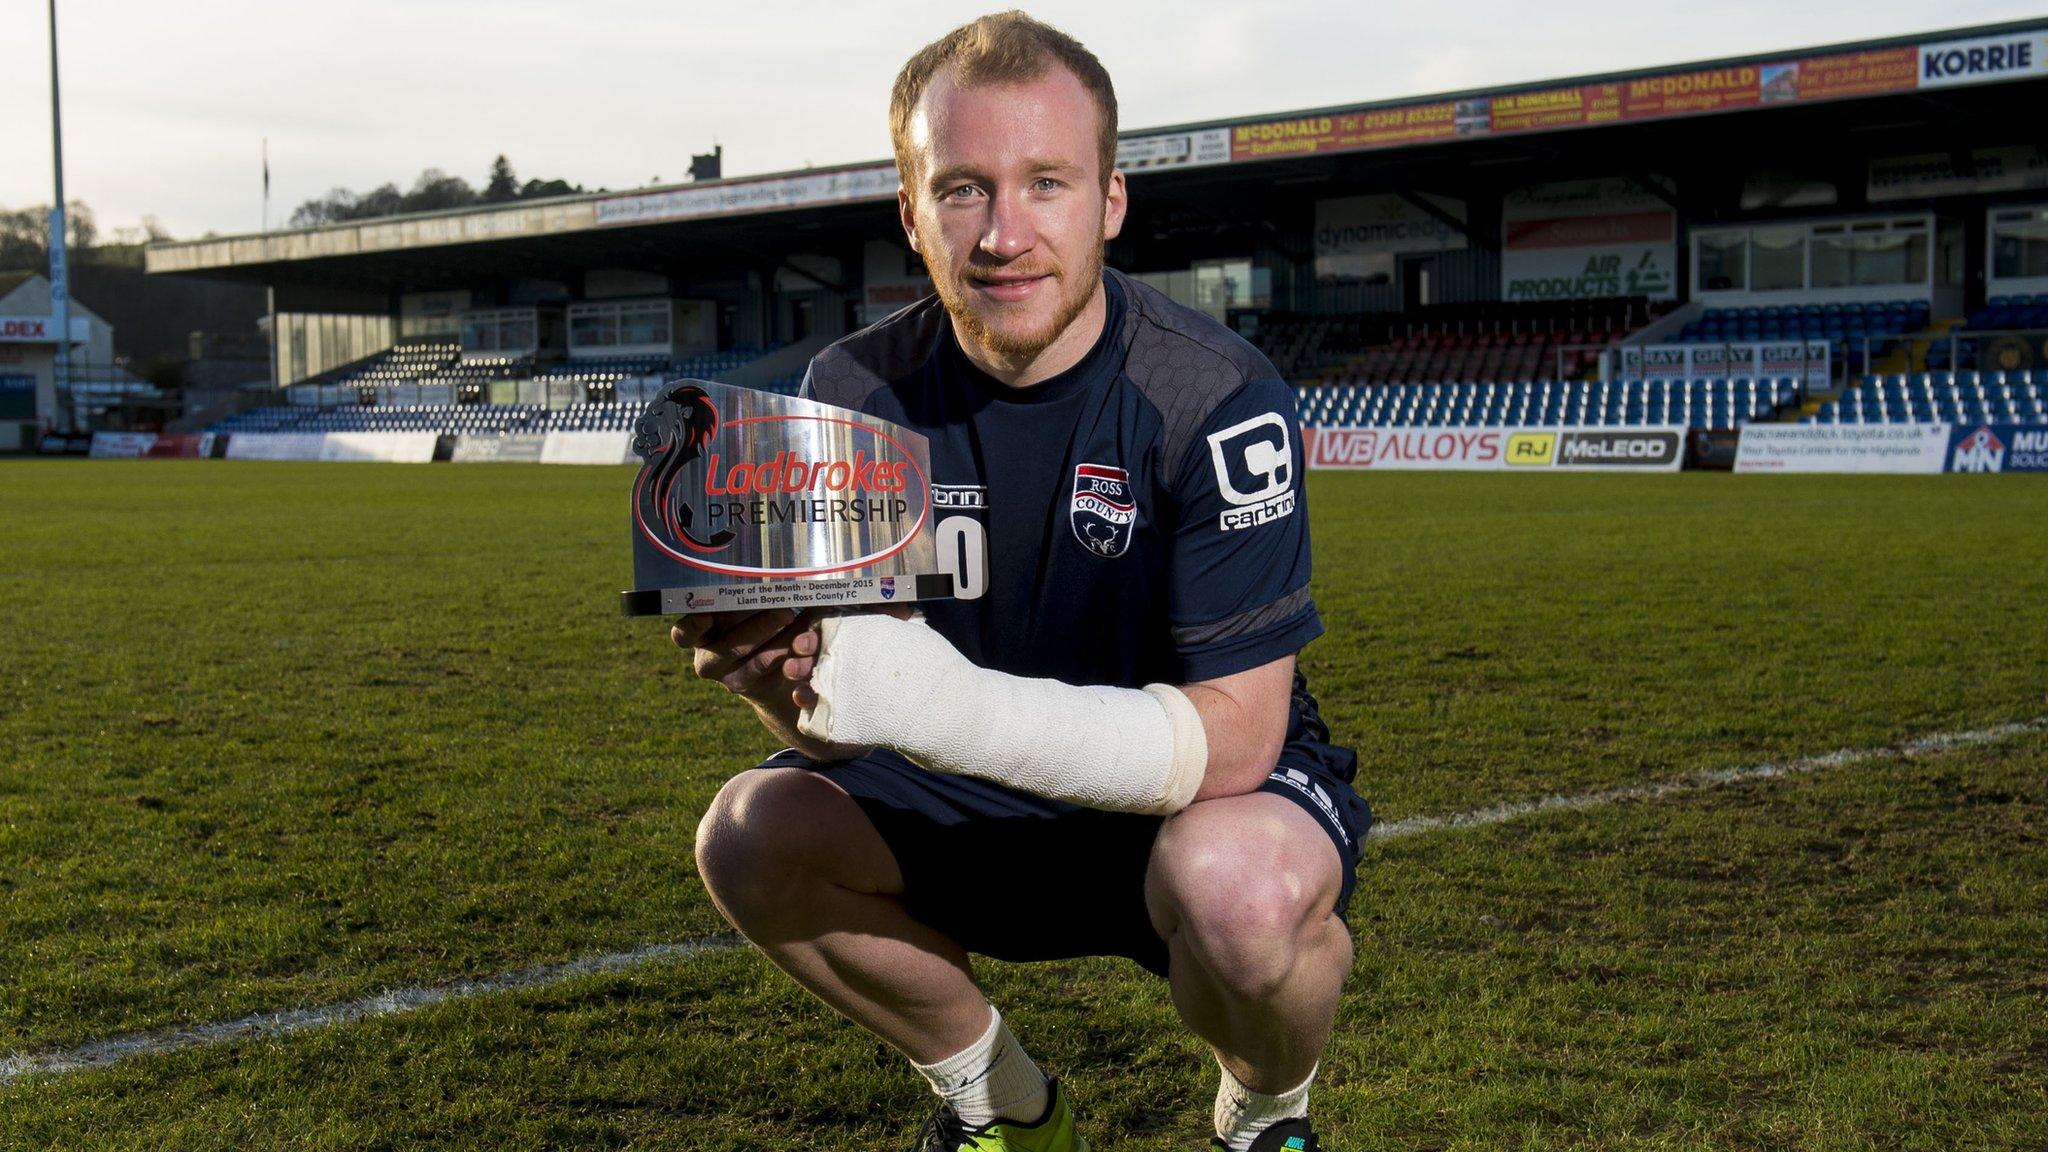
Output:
[674,12,1371,1150]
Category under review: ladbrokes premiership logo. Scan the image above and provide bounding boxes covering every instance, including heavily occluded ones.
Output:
[623,380,953,617]
[1071,463,1136,557]
[632,381,929,578]
[633,385,734,552]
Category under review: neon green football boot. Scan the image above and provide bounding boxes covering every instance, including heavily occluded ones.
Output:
[909,1078,1088,1152]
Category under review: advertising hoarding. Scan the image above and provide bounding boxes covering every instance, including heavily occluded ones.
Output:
[1734,424,1951,473]
[1313,194,1467,281]
[1617,341,1829,390]
[1948,424,2048,473]
[1502,178,1677,301]
[1305,425,1685,471]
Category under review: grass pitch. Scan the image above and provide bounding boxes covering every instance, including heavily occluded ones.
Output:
[1,461,2044,1150]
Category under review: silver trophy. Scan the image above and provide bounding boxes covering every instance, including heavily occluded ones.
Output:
[620,380,955,616]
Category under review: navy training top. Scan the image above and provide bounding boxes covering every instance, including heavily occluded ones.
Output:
[802,269,1352,778]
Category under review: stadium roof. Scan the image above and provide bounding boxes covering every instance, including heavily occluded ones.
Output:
[145,17,2048,288]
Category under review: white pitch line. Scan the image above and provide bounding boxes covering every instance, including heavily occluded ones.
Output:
[4,717,2041,1087]
[1364,717,2047,842]
[0,936,739,1085]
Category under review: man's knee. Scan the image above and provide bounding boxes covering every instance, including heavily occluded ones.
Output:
[696,768,893,927]
[1146,796,1348,999]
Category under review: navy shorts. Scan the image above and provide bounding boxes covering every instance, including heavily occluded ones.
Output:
[753,741,1372,977]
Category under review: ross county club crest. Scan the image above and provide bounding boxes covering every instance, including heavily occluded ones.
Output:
[1070,463,1136,558]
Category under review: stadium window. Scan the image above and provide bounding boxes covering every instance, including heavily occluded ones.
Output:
[1991,208,2048,280]
[501,315,536,353]
[462,315,497,354]
[1697,231,1747,291]
[571,311,617,349]
[1813,221,1925,288]
[1872,230,1928,287]
[1750,227,1805,291]
[620,303,668,347]
[1809,226,1850,289]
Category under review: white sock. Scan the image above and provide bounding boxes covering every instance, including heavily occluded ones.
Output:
[1215,1061,1314,1152]
[910,1005,1049,1129]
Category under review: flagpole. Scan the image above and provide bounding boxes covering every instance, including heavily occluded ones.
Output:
[47,0,71,433]
[262,137,270,233]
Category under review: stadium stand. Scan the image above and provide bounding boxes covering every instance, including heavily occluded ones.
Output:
[1802,371,2048,425]
[1315,299,1659,386]
[213,345,799,437]
[1297,377,1799,430]
[206,358,807,439]
[330,340,457,385]
[1250,316,1372,381]
[212,401,653,436]
[313,341,533,390]
[1675,300,1930,373]
[1923,295,2048,371]
[1968,294,2048,330]
[309,343,776,393]
[530,354,671,386]
[211,403,546,435]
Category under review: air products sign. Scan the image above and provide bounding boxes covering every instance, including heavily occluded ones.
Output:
[1501,178,1677,301]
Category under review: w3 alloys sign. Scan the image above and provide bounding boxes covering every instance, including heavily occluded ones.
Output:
[1304,425,1685,471]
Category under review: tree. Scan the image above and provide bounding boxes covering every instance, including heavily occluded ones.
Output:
[0,206,44,268]
[353,184,406,219]
[289,188,355,228]
[65,202,97,251]
[483,155,519,203]
[285,159,588,226]
[518,177,584,200]
[0,200,96,268]
[403,169,478,213]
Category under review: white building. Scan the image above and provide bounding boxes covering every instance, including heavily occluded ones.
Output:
[0,272,115,450]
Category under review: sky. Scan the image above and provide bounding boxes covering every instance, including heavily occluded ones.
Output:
[1,0,2040,243]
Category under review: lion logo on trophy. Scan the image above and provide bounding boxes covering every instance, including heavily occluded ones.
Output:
[633,382,737,552]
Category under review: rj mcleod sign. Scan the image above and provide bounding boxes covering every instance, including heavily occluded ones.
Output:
[621,381,954,615]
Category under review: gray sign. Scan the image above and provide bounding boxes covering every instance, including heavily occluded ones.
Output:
[621,380,953,615]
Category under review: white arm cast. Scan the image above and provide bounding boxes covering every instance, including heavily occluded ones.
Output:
[796,614,1207,815]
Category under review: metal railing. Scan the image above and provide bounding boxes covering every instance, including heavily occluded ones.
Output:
[53,362,160,433]
[1861,328,2048,378]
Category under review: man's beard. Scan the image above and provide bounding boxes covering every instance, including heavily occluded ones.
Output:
[934,237,1105,362]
